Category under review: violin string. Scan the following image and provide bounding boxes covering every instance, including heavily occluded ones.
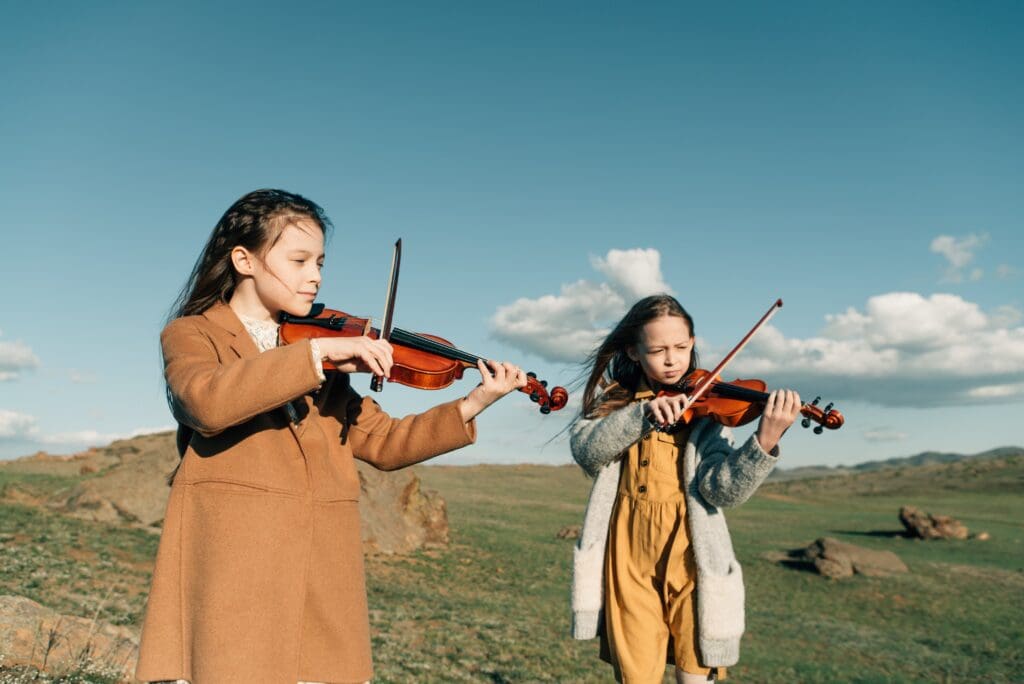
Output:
[389,328,482,366]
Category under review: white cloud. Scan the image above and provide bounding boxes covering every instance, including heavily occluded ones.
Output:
[930,233,988,282]
[996,264,1017,280]
[0,410,39,440]
[491,248,671,362]
[590,248,673,300]
[0,409,173,449]
[730,292,1024,408]
[863,428,909,443]
[0,330,41,381]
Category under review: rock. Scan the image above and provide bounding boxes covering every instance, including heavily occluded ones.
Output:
[899,505,969,540]
[0,595,137,678]
[795,537,909,579]
[556,525,581,539]
[51,433,181,526]
[357,461,449,555]
[974,531,991,541]
[38,432,450,555]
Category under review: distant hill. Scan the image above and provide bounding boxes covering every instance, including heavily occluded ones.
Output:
[767,446,1024,482]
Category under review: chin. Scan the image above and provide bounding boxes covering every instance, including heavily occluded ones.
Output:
[283,302,315,317]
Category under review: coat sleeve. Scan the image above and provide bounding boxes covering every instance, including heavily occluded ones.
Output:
[339,387,477,471]
[161,317,324,437]
[569,402,652,477]
[695,424,780,508]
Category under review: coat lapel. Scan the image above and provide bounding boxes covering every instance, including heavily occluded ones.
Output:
[202,302,261,360]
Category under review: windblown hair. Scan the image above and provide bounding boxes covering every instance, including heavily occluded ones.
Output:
[164,189,333,474]
[167,189,333,322]
[579,294,699,418]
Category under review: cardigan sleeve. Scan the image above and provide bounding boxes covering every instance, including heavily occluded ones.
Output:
[161,317,323,437]
[569,401,655,477]
[338,387,477,471]
[695,423,780,508]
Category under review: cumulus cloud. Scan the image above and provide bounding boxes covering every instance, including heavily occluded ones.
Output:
[0,409,172,448]
[930,233,988,282]
[0,410,38,440]
[729,292,1024,407]
[491,248,671,362]
[0,330,40,381]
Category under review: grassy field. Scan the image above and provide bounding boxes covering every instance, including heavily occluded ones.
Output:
[1,456,1022,682]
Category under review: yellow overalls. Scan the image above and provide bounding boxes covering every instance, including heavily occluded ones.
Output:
[603,384,725,683]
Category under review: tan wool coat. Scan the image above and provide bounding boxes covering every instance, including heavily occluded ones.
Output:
[135,303,476,684]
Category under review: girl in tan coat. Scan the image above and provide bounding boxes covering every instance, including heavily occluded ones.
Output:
[136,189,527,684]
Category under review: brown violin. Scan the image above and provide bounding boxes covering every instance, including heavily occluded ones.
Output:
[280,304,569,414]
[658,369,844,433]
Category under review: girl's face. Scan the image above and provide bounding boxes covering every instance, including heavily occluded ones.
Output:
[250,219,325,317]
[627,314,694,387]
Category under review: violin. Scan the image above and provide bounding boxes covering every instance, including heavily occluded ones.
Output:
[658,369,844,433]
[279,304,569,414]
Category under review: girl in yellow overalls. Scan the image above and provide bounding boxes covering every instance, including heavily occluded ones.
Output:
[570,294,801,683]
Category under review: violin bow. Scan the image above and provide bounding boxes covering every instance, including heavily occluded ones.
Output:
[370,238,402,392]
[681,298,783,411]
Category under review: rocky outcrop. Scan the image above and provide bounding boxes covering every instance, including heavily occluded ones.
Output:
[29,431,450,554]
[0,595,137,679]
[793,537,909,579]
[357,461,449,554]
[899,505,969,540]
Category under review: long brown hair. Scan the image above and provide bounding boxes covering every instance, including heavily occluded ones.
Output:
[580,294,699,418]
[167,189,333,322]
[164,189,333,476]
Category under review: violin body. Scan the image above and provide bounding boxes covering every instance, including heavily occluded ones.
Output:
[659,368,844,432]
[279,305,568,414]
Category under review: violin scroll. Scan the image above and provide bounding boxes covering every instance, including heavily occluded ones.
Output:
[800,396,844,434]
[524,372,569,414]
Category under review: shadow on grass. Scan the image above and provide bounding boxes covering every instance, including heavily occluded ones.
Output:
[831,529,910,538]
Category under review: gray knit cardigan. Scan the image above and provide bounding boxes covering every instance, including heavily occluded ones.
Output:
[569,401,779,667]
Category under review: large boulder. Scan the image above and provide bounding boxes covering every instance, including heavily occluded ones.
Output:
[357,461,449,554]
[899,505,969,540]
[0,595,138,679]
[795,537,909,579]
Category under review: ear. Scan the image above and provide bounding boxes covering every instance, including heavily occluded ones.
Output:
[625,344,640,362]
[230,246,257,276]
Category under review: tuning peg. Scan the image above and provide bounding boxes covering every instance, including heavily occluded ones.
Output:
[527,371,537,379]
[814,425,824,435]
[530,392,540,402]
[540,380,548,388]
[824,402,834,413]
[811,396,821,406]
[801,417,811,429]
[540,405,551,415]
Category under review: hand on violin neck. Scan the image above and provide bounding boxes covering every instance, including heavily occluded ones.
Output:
[459,359,529,422]
[754,388,801,455]
[644,393,689,429]
[317,335,394,377]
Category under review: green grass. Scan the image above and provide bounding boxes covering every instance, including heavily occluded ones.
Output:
[2,458,1022,682]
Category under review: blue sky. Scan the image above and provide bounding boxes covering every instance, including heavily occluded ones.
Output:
[1,2,1021,468]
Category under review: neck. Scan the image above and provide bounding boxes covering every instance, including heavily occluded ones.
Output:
[228,282,277,323]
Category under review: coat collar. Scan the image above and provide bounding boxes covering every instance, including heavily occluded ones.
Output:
[202,302,261,359]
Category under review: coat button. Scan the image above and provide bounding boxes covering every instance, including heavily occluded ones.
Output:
[640,459,649,467]
[644,433,652,441]
[638,485,647,493]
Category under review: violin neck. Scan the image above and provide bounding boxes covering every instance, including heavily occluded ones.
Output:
[706,381,770,404]
[389,328,481,367]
